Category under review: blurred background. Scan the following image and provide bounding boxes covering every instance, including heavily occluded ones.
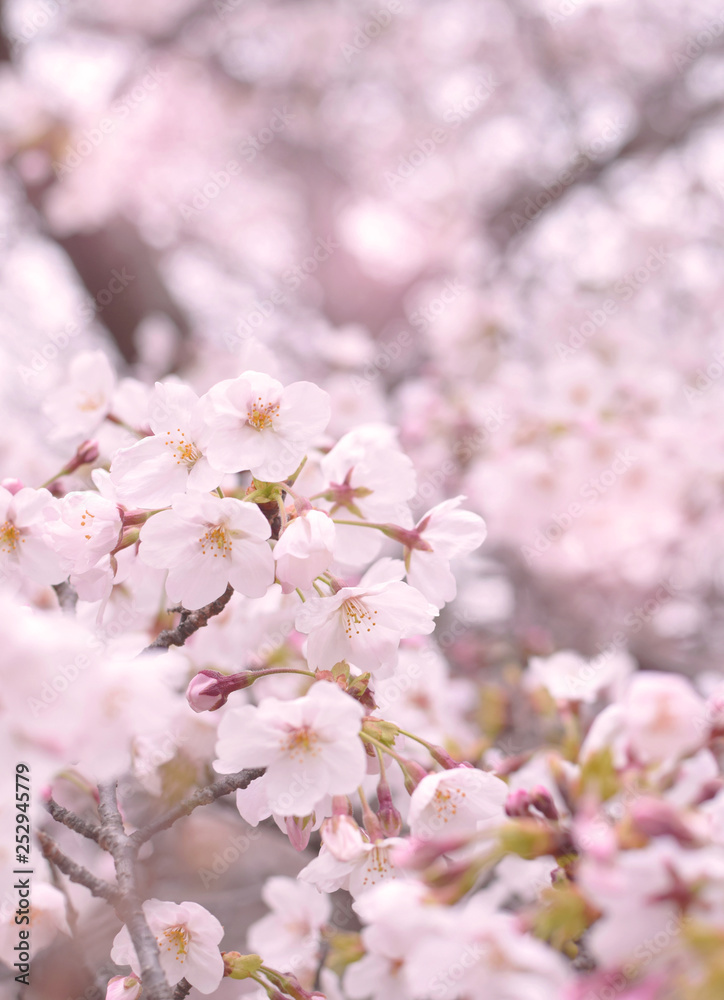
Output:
[2,0,724,993]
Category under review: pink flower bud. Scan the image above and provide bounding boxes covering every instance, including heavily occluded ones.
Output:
[427,744,473,770]
[1,478,23,494]
[286,815,313,851]
[106,975,142,1000]
[529,785,559,820]
[505,788,532,817]
[376,777,402,836]
[186,670,229,712]
[402,758,430,794]
[322,815,365,861]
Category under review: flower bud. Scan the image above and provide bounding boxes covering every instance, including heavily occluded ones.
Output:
[0,478,23,495]
[529,785,559,820]
[505,788,531,817]
[322,815,365,861]
[105,975,142,1000]
[286,814,313,851]
[376,777,402,836]
[402,758,430,794]
[222,952,263,979]
[629,797,698,846]
[186,670,229,712]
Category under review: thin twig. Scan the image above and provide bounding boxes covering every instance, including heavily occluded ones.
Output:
[45,796,101,843]
[37,831,119,904]
[173,980,192,999]
[129,769,265,847]
[98,781,174,1000]
[143,584,234,653]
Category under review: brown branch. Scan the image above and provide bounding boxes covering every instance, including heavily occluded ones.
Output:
[45,796,101,843]
[173,980,192,1000]
[143,584,234,654]
[37,831,118,904]
[52,580,79,614]
[129,768,265,848]
[98,781,174,1000]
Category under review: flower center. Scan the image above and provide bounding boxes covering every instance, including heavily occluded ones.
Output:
[159,924,190,960]
[164,429,201,469]
[77,392,104,412]
[79,508,96,541]
[247,396,280,432]
[342,598,378,638]
[432,784,466,822]
[199,524,232,558]
[0,521,21,553]
[283,725,320,761]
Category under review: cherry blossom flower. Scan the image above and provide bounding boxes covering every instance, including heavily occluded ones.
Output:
[43,350,116,441]
[318,425,417,564]
[46,490,121,575]
[110,382,224,508]
[111,898,224,994]
[247,876,331,985]
[0,486,70,588]
[273,509,336,593]
[295,578,438,677]
[203,370,330,481]
[527,648,634,705]
[402,495,487,608]
[214,681,366,815]
[622,672,708,765]
[407,767,509,840]
[298,816,405,897]
[138,492,274,609]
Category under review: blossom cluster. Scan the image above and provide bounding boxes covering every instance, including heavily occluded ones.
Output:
[5,351,724,1000]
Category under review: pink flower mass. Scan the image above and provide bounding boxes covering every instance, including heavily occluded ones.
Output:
[2,4,724,1000]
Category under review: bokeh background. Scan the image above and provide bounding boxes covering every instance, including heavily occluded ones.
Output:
[2,0,724,995]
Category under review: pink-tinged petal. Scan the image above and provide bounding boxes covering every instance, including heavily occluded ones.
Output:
[205,420,269,473]
[111,437,188,508]
[235,776,273,824]
[249,434,306,482]
[185,456,224,493]
[11,487,55,525]
[214,705,283,771]
[265,752,330,815]
[139,510,198,568]
[179,945,224,994]
[165,554,229,609]
[228,540,274,597]
[304,613,355,671]
[319,737,367,795]
[275,381,331,439]
[148,381,200,434]
[18,534,70,584]
[0,487,12,520]
[295,591,348,633]
[406,550,457,608]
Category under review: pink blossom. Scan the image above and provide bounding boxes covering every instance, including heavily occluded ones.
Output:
[138,492,274,609]
[0,486,70,587]
[404,495,487,608]
[295,578,437,677]
[247,876,331,984]
[43,350,116,441]
[407,767,509,839]
[105,976,142,1000]
[110,382,224,508]
[111,898,224,994]
[203,370,330,481]
[274,509,336,593]
[214,681,367,815]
